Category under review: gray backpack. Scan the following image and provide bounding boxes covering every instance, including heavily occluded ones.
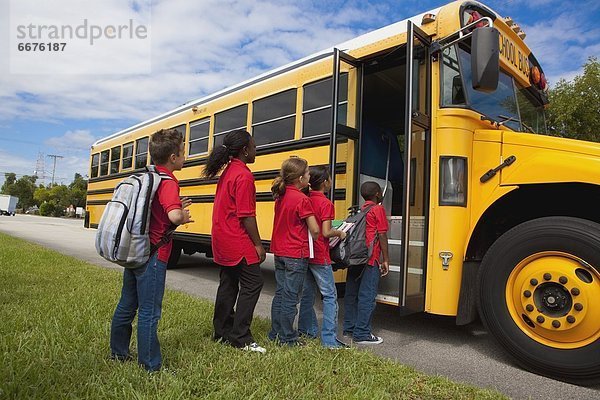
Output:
[95,165,172,268]
[330,204,375,269]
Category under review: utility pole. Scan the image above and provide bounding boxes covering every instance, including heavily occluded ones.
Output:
[47,154,64,186]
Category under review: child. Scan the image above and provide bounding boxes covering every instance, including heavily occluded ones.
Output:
[298,166,347,348]
[343,181,389,344]
[203,129,267,354]
[268,157,320,346]
[110,128,193,371]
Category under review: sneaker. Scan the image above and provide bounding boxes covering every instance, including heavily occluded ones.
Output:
[242,342,267,354]
[354,334,383,345]
[324,340,350,350]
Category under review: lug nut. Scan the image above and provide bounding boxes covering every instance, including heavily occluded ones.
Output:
[559,276,568,284]
[574,303,583,311]
[536,316,545,323]
[571,288,580,296]
[526,304,534,312]
[552,320,561,328]
[530,278,538,286]
[567,315,576,324]
[524,290,532,298]
[544,273,552,281]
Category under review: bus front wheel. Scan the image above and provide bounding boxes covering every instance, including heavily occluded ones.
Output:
[478,216,600,385]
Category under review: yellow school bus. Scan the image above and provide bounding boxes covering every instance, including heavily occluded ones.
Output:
[86,1,600,383]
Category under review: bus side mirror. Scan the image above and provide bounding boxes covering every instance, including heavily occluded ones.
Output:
[471,27,499,92]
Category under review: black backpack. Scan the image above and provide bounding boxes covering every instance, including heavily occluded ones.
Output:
[330,205,375,269]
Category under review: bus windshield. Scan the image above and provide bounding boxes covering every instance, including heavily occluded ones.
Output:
[441,45,547,134]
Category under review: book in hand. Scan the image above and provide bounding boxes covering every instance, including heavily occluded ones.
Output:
[329,221,355,248]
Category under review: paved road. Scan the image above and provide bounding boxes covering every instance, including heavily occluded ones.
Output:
[1,214,599,399]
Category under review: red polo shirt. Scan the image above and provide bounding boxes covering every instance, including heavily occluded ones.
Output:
[362,200,388,267]
[149,165,182,263]
[211,158,260,266]
[270,185,314,259]
[308,191,335,265]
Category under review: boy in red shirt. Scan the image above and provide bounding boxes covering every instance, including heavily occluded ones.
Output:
[110,128,193,371]
[343,181,389,344]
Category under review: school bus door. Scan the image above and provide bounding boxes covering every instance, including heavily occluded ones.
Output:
[399,21,431,314]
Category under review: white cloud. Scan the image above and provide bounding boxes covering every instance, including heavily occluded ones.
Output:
[44,130,97,151]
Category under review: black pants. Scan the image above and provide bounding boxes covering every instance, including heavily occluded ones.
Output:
[213,260,264,348]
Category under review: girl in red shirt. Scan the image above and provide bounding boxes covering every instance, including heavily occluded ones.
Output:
[268,157,319,346]
[298,166,347,348]
[203,129,267,353]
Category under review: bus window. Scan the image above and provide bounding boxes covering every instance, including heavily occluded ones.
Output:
[99,150,109,176]
[135,137,149,169]
[516,86,547,134]
[252,88,296,146]
[214,104,248,148]
[189,119,209,156]
[90,153,99,178]
[456,46,520,131]
[110,146,121,174]
[441,46,466,106]
[171,124,186,137]
[302,74,348,137]
[122,142,133,169]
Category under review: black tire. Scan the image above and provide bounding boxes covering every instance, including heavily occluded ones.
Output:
[478,216,600,385]
[167,240,183,269]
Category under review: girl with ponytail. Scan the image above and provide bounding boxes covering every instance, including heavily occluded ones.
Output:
[298,166,347,348]
[268,157,320,346]
[204,129,267,353]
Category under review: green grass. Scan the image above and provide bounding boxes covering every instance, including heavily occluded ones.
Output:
[0,233,506,399]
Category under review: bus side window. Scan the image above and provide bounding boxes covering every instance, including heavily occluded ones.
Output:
[252,88,296,146]
[302,74,348,137]
[214,105,248,148]
[99,150,109,176]
[110,146,121,174]
[91,153,100,178]
[135,137,149,169]
[122,142,133,169]
[189,119,210,156]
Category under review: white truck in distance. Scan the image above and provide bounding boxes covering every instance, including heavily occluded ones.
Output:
[0,195,19,216]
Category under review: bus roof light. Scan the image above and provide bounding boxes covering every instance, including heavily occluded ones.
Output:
[422,13,436,24]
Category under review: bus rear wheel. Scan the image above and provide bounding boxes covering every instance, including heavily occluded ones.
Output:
[478,216,600,385]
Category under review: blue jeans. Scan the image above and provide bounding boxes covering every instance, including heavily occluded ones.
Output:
[110,254,167,371]
[268,256,308,344]
[298,264,339,347]
[343,264,380,340]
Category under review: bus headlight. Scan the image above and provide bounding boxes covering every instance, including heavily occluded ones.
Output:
[440,156,467,206]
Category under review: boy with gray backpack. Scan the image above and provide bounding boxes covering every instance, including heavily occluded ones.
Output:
[342,181,389,345]
[107,128,193,371]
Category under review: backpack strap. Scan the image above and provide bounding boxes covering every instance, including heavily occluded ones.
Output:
[146,165,176,257]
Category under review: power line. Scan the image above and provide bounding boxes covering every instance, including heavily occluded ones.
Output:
[47,154,64,186]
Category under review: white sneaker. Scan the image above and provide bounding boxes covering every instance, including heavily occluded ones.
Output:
[355,334,383,345]
[242,342,267,354]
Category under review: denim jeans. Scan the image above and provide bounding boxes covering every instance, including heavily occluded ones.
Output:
[110,253,167,371]
[268,256,308,344]
[298,263,339,347]
[343,264,380,340]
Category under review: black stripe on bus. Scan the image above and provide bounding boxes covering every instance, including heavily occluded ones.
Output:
[86,188,117,195]
[87,200,111,206]
[90,223,99,229]
[90,136,344,183]
[179,162,346,188]
[172,232,272,251]
[187,189,346,204]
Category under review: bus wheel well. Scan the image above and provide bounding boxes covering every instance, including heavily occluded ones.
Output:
[466,183,600,262]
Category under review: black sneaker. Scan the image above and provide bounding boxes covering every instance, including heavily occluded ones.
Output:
[354,334,383,345]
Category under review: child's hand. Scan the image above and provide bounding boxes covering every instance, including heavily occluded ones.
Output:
[183,209,194,224]
[255,245,266,264]
[380,261,389,277]
[339,230,347,240]
[181,197,192,209]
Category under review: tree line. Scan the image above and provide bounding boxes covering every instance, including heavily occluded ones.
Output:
[1,173,87,217]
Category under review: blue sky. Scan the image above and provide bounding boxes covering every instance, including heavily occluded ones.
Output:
[0,0,598,186]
